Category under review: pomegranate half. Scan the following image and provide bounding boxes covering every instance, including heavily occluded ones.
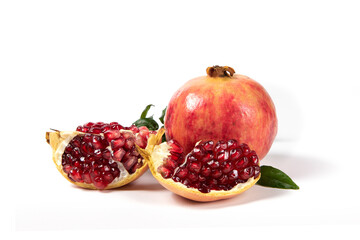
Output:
[165,66,278,160]
[137,129,260,202]
[46,122,154,190]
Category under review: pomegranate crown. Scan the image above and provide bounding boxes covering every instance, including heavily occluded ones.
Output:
[206,65,235,78]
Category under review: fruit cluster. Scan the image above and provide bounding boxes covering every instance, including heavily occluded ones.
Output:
[45,66,296,202]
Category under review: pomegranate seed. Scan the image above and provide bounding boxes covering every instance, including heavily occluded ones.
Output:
[239,167,254,180]
[123,156,138,172]
[201,166,211,177]
[227,139,238,150]
[211,169,222,179]
[235,157,249,169]
[202,140,214,151]
[102,149,111,160]
[104,130,121,141]
[113,148,126,161]
[188,162,202,173]
[158,166,172,178]
[111,137,125,150]
[168,139,183,154]
[176,168,188,179]
[229,148,242,161]
[216,150,229,162]
[124,138,135,150]
[84,122,94,128]
[165,158,178,170]
[92,136,104,149]
[214,140,227,153]
[192,146,205,159]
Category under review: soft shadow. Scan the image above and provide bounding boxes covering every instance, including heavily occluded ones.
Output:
[263,153,336,180]
[170,185,288,209]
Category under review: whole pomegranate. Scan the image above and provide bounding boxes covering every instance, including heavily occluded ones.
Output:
[165,66,278,160]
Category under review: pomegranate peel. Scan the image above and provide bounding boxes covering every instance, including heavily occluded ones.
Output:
[46,128,150,190]
[136,129,260,202]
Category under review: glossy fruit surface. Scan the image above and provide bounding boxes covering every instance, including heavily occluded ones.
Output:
[165,66,277,160]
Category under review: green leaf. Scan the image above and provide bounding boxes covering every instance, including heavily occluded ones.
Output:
[132,117,159,131]
[256,165,299,190]
[140,104,155,119]
[159,106,167,124]
[160,125,167,142]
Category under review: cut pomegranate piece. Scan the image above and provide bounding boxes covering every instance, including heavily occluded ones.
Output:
[47,122,156,190]
[153,138,260,194]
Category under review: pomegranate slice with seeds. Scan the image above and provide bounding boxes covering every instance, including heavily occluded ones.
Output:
[136,129,260,202]
[46,122,156,190]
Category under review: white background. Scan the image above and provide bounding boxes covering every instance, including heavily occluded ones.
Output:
[1,0,360,239]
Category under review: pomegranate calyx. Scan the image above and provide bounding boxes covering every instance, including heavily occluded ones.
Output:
[206,65,235,78]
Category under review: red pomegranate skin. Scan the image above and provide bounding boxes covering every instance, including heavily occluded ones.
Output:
[164,73,277,160]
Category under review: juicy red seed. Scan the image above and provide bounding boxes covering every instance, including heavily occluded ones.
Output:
[111,137,125,150]
[123,156,138,172]
[216,150,229,162]
[176,168,188,179]
[91,128,102,134]
[113,148,126,161]
[188,162,202,173]
[214,140,227,153]
[158,166,172,178]
[199,185,210,193]
[230,148,242,161]
[221,162,233,174]
[192,146,205,159]
[227,139,238,150]
[228,169,239,181]
[124,138,135,150]
[69,168,82,182]
[249,152,259,165]
[71,147,81,158]
[168,139,183,154]
[92,177,107,190]
[235,157,249,169]
[104,130,121,141]
[207,160,220,169]
[201,166,211,177]
[239,167,254,180]
[240,143,250,155]
[218,174,228,184]
[82,170,92,184]
[84,122,94,128]
[164,158,178,170]
[65,145,73,153]
[135,135,147,149]
[202,153,214,162]
[102,149,111,160]
[129,125,139,133]
[92,136,103,149]
[187,172,198,182]
[211,169,222,179]
[202,140,214,151]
